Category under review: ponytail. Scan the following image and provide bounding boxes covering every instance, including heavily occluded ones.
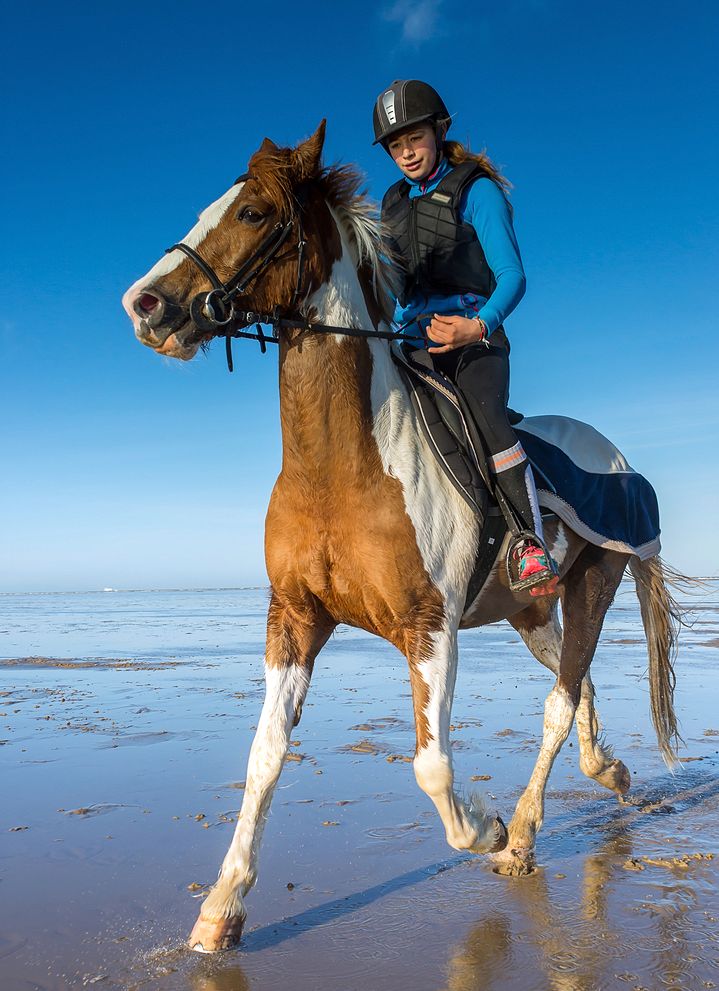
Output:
[442,139,514,213]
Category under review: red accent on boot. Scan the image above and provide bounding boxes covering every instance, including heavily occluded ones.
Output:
[516,544,552,580]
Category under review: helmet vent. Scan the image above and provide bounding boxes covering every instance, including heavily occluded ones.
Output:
[382,91,397,125]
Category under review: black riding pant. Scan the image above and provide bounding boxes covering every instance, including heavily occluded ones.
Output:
[431,327,516,457]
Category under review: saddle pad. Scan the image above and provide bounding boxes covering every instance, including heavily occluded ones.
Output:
[516,415,661,560]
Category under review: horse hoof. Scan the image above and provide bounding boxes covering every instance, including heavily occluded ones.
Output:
[490,815,508,853]
[595,759,631,796]
[188,913,245,953]
[468,815,508,855]
[490,846,536,877]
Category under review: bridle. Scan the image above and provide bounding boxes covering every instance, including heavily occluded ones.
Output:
[164,172,423,371]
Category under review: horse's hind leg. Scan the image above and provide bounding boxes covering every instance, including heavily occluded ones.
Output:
[495,547,628,875]
[510,599,630,797]
[188,590,335,952]
[407,623,507,855]
[575,673,630,795]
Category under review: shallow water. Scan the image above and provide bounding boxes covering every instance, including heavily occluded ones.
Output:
[1,582,718,990]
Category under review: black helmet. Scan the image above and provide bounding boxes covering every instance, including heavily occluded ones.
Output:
[372,79,451,146]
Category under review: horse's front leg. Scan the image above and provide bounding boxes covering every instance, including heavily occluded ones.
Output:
[407,624,507,855]
[189,592,335,952]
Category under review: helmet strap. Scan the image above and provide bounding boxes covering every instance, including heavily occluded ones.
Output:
[432,123,446,171]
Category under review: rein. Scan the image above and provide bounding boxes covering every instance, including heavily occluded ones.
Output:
[164,172,423,371]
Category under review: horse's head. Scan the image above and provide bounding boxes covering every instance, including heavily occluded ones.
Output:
[122,121,341,360]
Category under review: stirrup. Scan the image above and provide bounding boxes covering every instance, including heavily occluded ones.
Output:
[506,531,558,593]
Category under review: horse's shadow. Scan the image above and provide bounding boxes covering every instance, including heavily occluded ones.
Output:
[186,761,719,989]
[242,854,467,953]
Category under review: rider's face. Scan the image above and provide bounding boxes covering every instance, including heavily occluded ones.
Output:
[387,123,439,181]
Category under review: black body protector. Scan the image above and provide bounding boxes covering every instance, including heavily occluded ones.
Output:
[382,158,558,593]
[381,161,496,308]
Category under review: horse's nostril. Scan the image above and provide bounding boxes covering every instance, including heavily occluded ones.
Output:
[138,292,160,314]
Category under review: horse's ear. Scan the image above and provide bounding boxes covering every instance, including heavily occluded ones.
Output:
[293,120,326,181]
[259,136,279,154]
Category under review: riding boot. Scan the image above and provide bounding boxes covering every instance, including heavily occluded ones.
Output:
[489,442,542,535]
[489,442,558,595]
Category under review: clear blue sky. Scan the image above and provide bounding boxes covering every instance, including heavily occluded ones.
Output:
[1,0,717,591]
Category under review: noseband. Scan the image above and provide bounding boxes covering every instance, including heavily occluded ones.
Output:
[165,171,422,371]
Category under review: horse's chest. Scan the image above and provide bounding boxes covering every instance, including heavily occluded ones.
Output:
[266,475,443,633]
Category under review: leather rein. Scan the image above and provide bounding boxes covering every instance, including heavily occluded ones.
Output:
[164,171,423,372]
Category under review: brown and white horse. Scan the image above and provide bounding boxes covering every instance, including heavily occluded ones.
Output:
[122,122,681,952]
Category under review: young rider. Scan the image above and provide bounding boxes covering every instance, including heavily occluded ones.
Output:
[373,79,556,593]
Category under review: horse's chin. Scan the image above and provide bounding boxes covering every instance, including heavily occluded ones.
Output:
[156,334,201,361]
[136,328,203,361]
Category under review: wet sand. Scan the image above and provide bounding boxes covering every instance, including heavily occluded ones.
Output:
[1,583,719,990]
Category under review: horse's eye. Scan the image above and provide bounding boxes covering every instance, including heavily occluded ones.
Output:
[238,206,265,225]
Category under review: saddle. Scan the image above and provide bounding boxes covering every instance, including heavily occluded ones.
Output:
[391,343,513,609]
[391,344,664,595]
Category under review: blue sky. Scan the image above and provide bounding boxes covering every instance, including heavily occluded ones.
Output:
[1,0,717,591]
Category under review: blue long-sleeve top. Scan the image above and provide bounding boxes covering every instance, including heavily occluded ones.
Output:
[391,157,526,339]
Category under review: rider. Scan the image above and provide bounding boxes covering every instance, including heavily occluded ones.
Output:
[373,79,557,593]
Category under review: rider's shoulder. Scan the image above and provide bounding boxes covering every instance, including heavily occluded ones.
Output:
[462,174,511,218]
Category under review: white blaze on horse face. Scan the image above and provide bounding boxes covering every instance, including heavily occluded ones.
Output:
[122,182,246,331]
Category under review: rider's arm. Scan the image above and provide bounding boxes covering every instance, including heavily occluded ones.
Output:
[461,178,527,334]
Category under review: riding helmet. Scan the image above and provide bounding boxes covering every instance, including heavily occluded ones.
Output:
[372,79,451,146]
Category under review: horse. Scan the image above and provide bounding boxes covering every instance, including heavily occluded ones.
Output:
[122,121,681,953]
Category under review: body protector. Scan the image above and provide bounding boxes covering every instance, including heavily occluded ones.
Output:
[381,161,496,307]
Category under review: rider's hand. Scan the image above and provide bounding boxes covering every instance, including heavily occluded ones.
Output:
[426,314,487,354]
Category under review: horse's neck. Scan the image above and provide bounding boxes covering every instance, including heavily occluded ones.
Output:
[277,240,399,475]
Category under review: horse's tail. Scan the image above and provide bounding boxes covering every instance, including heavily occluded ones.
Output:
[629,555,692,768]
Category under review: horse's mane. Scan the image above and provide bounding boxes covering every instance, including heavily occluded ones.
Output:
[248,143,396,325]
[321,165,397,325]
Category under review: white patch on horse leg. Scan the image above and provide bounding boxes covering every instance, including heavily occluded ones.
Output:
[516,606,562,676]
[515,609,621,791]
[122,182,245,329]
[548,520,569,568]
[506,685,576,850]
[368,345,490,847]
[576,674,607,773]
[198,661,310,923]
[575,674,630,794]
[413,628,503,854]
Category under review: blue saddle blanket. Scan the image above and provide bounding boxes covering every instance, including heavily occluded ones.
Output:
[515,415,661,561]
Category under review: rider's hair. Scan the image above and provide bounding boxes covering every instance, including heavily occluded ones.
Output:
[443,139,513,203]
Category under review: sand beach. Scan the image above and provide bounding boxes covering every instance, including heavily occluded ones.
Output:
[1,583,718,990]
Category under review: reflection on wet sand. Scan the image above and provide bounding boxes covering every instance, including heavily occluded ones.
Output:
[185,769,719,991]
[189,966,251,991]
[443,792,719,991]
